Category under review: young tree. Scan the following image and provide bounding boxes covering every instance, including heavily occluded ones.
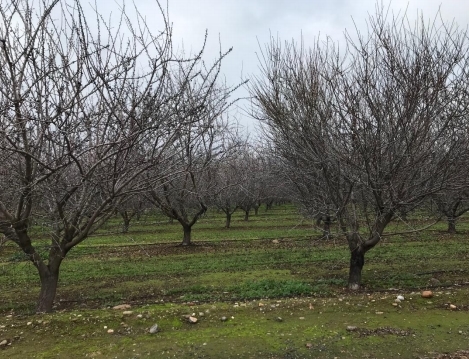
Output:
[250,6,469,289]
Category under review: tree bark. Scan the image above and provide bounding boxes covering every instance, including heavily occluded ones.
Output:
[348,246,365,290]
[254,206,259,216]
[182,225,192,246]
[447,217,456,234]
[36,262,61,313]
[122,217,130,233]
[322,219,331,239]
[244,210,249,221]
[225,213,232,228]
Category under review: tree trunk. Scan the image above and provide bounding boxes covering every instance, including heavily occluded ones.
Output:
[182,225,192,246]
[225,213,232,228]
[254,206,259,216]
[37,264,61,313]
[322,219,331,239]
[244,210,249,221]
[122,218,130,233]
[316,215,332,239]
[447,217,456,234]
[348,246,365,290]
[119,211,133,233]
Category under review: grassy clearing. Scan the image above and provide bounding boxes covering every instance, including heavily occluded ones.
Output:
[1,205,469,358]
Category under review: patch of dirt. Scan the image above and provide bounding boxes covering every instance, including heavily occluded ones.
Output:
[87,238,320,258]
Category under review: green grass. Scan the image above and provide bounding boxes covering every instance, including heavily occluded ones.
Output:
[1,205,469,358]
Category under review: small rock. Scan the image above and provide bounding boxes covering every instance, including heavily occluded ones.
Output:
[27,322,32,326]
[188,316,198,324]
[113,304,131,310]
[306,343,312,349]
[375,312,384,315]
[299,317,305,320]
[149,324,159,334]
[272,239,280,244]
[346,326,358,331]
[394,299,401,303]
[392,303,398,307]
[421,290,433,298]
[258,303,264,307]
[0,340,8,347]
[221,316,228,322]
[397,295,404,301]
[137,314,143,319]
[449,304,457,310]
[107,329,114,334]
[122,311,133,315]
[275,317,283,322]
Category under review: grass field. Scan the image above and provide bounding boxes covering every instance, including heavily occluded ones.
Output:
[1,205,469,358]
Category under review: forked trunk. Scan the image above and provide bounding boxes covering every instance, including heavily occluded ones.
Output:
[182,225,192,246]
[348,246,365,290]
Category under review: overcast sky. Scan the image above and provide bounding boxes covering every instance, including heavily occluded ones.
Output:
[100,0,469,132]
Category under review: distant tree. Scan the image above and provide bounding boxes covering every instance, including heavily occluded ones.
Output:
[250,6,469,289]
[209,155,243,229]
[116,196,147,233]
[236,148,265,221]
[433,189,469,233]
[147,58,244,245]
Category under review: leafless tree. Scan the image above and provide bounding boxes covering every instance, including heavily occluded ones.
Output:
[147,57,244,245]
[0,0,236,312]
[210,161,242,228]
[234,148,265,221]
[250,5,469,289]
[432,189,469,233]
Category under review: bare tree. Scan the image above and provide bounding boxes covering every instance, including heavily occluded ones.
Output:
[210,161,242,228]
[432,189,469,233]
[0,0,234,312]
[250,6,469,289]
[147,56,244,245]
